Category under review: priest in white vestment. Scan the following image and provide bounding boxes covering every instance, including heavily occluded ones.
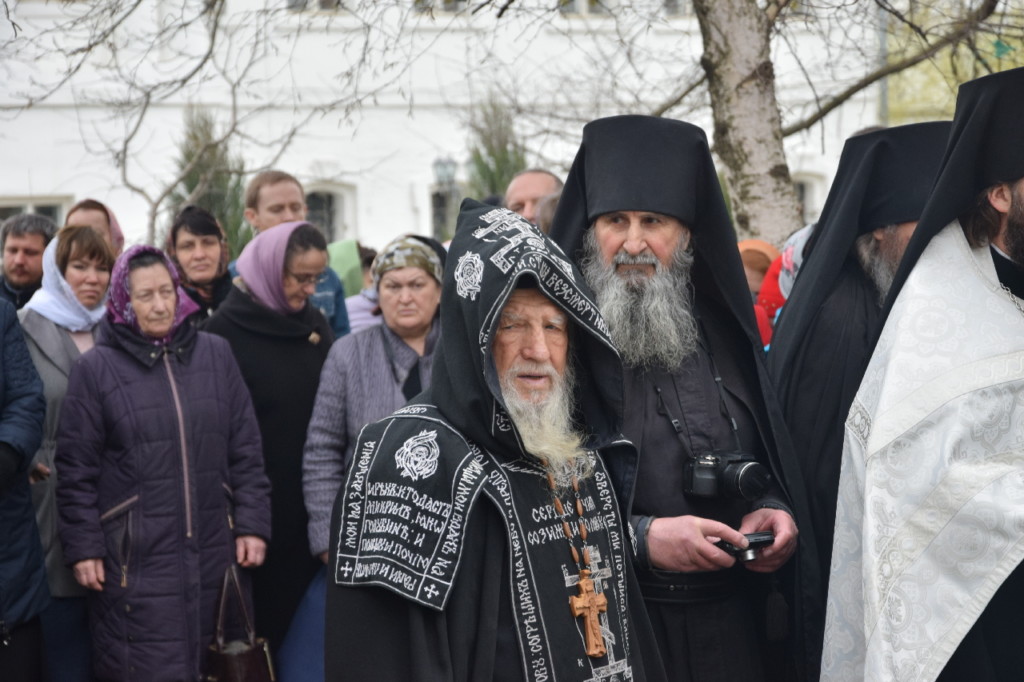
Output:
[823,65,1024,682]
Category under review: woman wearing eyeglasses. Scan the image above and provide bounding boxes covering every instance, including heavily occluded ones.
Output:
[204,221,333,658]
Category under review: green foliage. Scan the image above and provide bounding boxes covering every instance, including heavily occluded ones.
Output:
[465,95,527,201]
[165,107,250,258]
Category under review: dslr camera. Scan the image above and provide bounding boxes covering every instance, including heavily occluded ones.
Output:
[682,452,771,500]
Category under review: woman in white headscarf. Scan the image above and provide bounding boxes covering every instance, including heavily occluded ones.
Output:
[19,225,114,681]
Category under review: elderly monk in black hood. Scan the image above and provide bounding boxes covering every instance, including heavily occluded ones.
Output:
[549,115,817,682]
[325,200,666,682]
[766,120,951,675]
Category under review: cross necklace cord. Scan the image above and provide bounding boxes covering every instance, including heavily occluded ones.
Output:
[542,462,608,659]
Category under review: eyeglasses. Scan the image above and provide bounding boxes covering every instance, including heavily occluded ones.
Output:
[286,270,324,286]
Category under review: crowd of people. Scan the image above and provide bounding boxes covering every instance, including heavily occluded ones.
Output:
[1,64,1023,682]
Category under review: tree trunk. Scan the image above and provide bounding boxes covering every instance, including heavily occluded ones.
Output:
[692,0,801,244]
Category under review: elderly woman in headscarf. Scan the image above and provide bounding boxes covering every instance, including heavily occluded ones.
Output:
[203,221,333,656]
[165,205,233,318]
[279,234,443,681]
[55,245,271,682]
[19,225,114,681]
[303,234,444,562]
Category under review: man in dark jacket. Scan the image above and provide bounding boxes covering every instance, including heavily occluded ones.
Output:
[237,170,351,337]
[0,298,48,680]
[1,214,56,309]
[325,201,665,681]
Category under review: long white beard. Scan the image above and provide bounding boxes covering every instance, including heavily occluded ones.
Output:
[500,360,591,489]
[581,229,699,371]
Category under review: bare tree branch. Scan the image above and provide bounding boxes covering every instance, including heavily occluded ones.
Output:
[783,0,1000,137]
[650,74,707,117]
[2,0,20,37]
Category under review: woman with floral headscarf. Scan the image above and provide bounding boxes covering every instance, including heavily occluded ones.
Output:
[54,245,271,681]
[303,233,444,562]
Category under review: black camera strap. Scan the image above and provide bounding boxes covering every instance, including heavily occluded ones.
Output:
[653,310,744,457]
[694,313,744,454]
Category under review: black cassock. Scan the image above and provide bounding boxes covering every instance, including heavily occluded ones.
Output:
[324,200,666,682]
[772,258,879,583]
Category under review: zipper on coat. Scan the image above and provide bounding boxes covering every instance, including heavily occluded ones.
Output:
[120,510,133,588]
[223,482,235,530]
[163,351,193,538]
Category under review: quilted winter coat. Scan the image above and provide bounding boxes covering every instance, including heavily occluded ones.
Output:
[0,300,47,642]
[56,318,271,681]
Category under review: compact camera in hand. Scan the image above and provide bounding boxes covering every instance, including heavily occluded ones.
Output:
[682,452,772,500]
[715,531,775,562]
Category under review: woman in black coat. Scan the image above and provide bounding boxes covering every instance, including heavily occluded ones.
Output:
[204,221,333,654]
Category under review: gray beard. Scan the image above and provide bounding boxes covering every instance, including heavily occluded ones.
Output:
[500,360,591,490]
[580,229,699,371]
[855,229,900,306]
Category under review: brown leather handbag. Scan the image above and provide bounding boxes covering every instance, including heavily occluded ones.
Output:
[204,564,276,682]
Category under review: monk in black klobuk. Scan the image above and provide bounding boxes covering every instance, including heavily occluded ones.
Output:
[766,121,951,678]
[325,200,666,682]
[550,115,818,682]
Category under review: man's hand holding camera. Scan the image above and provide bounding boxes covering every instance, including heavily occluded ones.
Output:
[647,509,796,573]
[647,515,750,572]
[738,507,797,573]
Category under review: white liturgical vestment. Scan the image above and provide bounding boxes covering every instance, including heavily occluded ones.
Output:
[823,223,1024,681]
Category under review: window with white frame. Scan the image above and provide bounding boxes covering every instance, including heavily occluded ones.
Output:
[663,0,692,16]
[557,0,613,16]
[306,186,356,241]
[413,0,468,12]
[286,0,350,11]
[0,199,68,225]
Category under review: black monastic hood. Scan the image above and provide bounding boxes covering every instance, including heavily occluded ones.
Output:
[883,66,1024,323]
[770,120,951,386]
[427,199,624,458]
[548,114,762,351]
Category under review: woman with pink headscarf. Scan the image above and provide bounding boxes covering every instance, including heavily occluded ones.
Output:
[65,198,126,256]
[204,221,333,656]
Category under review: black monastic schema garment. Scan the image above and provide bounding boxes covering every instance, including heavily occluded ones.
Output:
[325,201,667,682]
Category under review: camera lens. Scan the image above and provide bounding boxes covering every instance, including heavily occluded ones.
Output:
[723,461,771,500]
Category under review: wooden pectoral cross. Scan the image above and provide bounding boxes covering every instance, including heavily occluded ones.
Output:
[569,568,608,658]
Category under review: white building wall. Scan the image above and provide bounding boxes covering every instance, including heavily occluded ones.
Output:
[1,0,882,250]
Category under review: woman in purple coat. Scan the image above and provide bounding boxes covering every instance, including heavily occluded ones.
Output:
[55,246,272,682]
